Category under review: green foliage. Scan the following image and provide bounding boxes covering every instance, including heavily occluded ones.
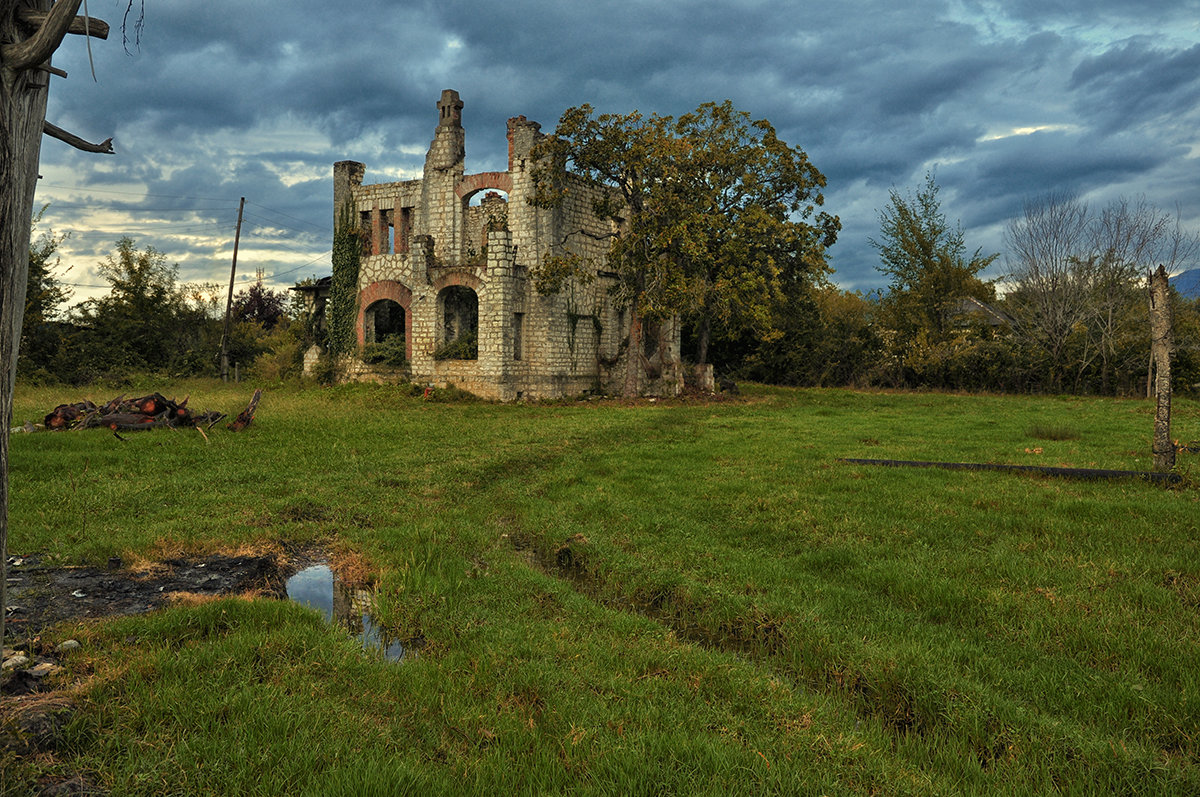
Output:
[310,351,338,386]
[532,100,838,392]
[248,320,307,382]
[668,102,840,364]
[531,250,593,297]
[50,238,220,383]
[872,172,997,342]
[738,283,882,387]
[431,331,477,361]
[360,337,407,368]
[327,203,361,357]
[1174,294,1200,395]
[18,211,72,380]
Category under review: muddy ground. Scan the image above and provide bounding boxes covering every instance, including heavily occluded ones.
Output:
[3,551,322,794]
[4,552,298,642]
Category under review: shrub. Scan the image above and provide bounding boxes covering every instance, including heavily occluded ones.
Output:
[361,338,407,368]
[432,332,477,361]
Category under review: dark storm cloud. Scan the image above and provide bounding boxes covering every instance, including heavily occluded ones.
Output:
[32,0,1200,298]
[1070,40,1200,133]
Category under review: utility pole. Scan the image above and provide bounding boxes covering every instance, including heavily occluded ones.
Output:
[219,197,246,382]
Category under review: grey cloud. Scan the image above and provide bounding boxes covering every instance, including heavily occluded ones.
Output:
[1070,40,1200,133]
[32,0,1200,297]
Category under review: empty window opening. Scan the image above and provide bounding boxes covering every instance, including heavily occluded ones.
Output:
[364,299,405,344]
[397,207,413,254]
[513,312,524,360]
[437,285,479,360]
[463,191,509,263]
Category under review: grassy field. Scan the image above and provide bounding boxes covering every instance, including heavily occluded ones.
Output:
[4,380,1199,795]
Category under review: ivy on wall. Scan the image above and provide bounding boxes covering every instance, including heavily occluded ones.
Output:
[327,202,361,356]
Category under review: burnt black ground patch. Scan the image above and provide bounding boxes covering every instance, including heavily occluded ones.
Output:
[4,552,291,641]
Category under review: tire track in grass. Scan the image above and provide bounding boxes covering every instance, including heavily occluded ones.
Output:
[505,531,1197,791]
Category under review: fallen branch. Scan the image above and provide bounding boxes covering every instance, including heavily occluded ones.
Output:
[839,458,1181,485]
[228,389,262,432]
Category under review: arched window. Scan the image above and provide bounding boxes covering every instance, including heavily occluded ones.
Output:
[364,299,405,344]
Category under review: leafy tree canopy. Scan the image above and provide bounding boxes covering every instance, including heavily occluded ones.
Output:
[233,280,290,329]
[25,209,71,328]
[870,172,996,339]
[531,100,839,372]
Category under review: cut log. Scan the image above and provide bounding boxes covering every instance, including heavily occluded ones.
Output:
[42,394,225,432]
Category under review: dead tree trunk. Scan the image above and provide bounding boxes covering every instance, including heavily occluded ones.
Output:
[1,0,109,644]
[1149,265,1174,472]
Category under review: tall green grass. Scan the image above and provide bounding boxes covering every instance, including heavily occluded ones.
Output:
[5,381,1199,794]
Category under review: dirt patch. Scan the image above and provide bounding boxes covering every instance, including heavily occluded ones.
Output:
[4,550,305,642]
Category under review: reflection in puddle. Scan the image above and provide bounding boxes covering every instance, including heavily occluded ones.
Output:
[286,564,405,661]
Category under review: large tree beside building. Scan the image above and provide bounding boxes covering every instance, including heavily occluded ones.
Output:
[669,101,839,367]
[531,100,837,394]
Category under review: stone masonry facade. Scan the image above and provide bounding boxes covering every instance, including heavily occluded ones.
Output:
[333,89,683,400]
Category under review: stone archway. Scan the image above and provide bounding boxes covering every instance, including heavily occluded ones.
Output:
[357,281,412,359]
[364,299,405,344]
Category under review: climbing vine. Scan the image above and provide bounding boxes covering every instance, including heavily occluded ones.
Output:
[327,202,361,357]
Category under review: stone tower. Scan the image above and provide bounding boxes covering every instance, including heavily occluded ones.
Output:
[420,90,466,262]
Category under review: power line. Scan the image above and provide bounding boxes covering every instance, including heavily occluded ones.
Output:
[269,250,332,278]
[245,201,327,233]
[45,204,239,213]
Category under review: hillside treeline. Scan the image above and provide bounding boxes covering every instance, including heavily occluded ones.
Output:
[690,185,1200,397]
[21,186,1200,397]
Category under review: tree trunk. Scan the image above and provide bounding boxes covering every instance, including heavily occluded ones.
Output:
[1,0,81,646]
[623,297,642,398]
[1149,265,1173,472]
[696,314,710,366]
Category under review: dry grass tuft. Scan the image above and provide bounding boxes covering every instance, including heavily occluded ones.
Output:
[329,545,375,585]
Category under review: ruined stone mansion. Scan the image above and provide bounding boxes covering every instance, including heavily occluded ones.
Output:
[327,89,682,400]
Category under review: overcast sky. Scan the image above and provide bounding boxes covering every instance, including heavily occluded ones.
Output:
[33,0,1200,306]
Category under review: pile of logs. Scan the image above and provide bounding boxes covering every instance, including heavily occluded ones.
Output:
[44,393,226,432]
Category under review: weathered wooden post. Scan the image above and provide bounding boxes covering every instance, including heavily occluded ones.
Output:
[2,0,113,651]
[1149,265,1174,472]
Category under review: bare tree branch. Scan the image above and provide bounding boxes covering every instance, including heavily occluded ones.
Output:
[17,9,109,40]
[122,0,146,53]
[36,63,69,78]
[43,120,113,154]
[1,0,85,72]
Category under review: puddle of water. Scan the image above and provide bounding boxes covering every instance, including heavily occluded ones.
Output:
[286,564,405,661]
